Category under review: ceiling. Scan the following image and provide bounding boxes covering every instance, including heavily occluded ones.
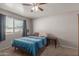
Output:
[0,3,79,19]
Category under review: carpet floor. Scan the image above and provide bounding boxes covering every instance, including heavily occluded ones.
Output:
[0,45,78,56]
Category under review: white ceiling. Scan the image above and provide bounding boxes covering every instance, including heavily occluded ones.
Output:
[0,3,79,19]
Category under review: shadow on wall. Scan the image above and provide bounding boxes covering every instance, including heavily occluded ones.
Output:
[58,38,77,48]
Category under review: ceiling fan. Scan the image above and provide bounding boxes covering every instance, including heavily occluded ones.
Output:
[22,3,46,12]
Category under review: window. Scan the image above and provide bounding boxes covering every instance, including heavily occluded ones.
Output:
[5,16,13,35]
[14,19,23,33]
[5,16,23,38]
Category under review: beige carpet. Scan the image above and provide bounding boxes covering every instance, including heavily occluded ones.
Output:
[41,45,78,56]
[0,45,78,56]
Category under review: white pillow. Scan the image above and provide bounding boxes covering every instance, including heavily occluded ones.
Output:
[39,32,48,37]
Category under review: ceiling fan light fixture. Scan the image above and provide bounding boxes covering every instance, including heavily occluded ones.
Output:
[22,3,45,12]
[31,6,39,12]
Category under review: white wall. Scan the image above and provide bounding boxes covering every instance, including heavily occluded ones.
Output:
[33,12,78,49]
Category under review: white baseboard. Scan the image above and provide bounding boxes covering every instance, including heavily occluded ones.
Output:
[60,44,78,50]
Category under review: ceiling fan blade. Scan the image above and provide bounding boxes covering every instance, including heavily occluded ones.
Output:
[38,7,44,11]
[22,3,46,5]
[38,3,46,5]
[22,3,32,6]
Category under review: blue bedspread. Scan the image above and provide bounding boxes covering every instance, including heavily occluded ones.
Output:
[12,36,47,56]
[20,37,44,48]
[28,36,47,46]
[12,39,37,55]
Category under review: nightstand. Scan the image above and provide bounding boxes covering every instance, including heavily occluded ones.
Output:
[47,37,57,48]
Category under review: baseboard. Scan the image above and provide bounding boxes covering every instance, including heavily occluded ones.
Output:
[60,44,78,50]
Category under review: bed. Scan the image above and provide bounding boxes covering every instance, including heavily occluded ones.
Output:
[12,36,47,56]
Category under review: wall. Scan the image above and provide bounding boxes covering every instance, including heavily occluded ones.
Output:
[33,12,78,49]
